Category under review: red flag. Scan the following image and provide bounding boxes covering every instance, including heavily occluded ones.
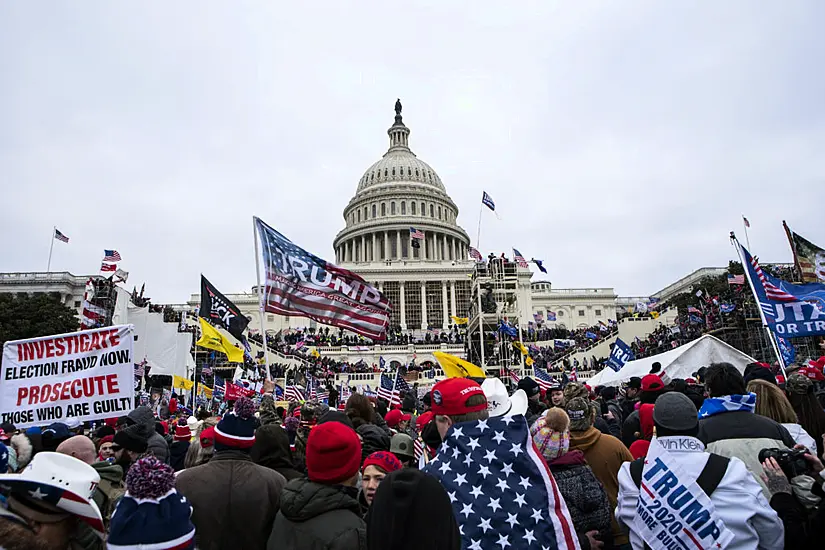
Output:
[100,263,117,272]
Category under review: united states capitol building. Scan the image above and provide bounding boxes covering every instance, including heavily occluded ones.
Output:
[1,102,704,368]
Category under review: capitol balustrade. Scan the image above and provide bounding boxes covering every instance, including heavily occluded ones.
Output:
[329,368,597,387]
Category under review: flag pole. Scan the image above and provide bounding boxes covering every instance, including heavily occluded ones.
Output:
[252,217,272,381]
[47,226,55,273]
[730,233,786,376]
[476,285,485,370]
[475,200,483,251]
[391,367,399,406]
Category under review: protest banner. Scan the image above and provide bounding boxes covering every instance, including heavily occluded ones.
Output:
[635,437,734,549]
[1,325,135,429]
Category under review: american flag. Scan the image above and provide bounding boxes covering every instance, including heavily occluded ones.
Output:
[570,364,578,382]
[727,274,745,285]
[274,384,285,400]
[256,217,391,341]
[512,248,530,269]
[413,437,425,461]
[103,249,122,262]
[285,385,305,402]
[306,376,316,400]
[748,252,797,303]
[687,306,703,315]
[469,246,483,261]
[134,361,146,378]
[533,365,555,390]
[743,216,751,228]
[54,228,69,243]
[377,372,406,405]
[201,366,212,376]
[100,263,117,272]
[507,367,521,385]
[410,227,425,240]
[422,416,579,550]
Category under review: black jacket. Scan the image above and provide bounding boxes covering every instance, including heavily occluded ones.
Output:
[252,424,303,481]
[267,478,367,550]
[169,440,189,472]
[621,410,641,449]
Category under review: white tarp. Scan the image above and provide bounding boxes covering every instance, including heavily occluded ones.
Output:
[125,304,192,378]
[587,335,756,387]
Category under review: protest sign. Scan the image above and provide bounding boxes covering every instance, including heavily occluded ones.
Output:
[635,437,734,549]
[1,325,135,429]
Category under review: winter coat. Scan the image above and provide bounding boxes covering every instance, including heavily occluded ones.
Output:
[781,422,817,452]
[594,416,620,440]
[549,450,612,549]
[525,399,547,426]
[9,433,33,472]
[126,406,170,463]
[356,424,390,463]
[569,426,633,546]
[176,450,287,550]
[617,396,637,422]
[252,424,303,481]
[169,440,189,472]
[267,478,367,550]
[90,461,124,528]
[697,410,796,498]
[620,410,641,449]
[616,436,784,550]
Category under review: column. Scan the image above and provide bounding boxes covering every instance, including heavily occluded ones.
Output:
[420,281,428,330]
[345,241,350,262]
[451,237,456,261]
[384,231,389,260]
[450,281,457,317]
[361,235,366,262]
[372,234,378,262]
[396,231,402,260]
[441,281,449,329]
[399,281,407,330]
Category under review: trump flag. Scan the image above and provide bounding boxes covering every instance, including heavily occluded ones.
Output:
[255,217,391,340]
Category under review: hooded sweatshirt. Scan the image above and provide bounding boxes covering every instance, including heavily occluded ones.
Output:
[126,406,170,463]
[251,424,303,481]
[366,468,461,550]
[570,426,633,546]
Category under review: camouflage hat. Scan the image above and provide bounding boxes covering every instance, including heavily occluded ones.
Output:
[785,373,813,395]
[563,382,589,404]
[565,397,594,432]
[301,400,330,422]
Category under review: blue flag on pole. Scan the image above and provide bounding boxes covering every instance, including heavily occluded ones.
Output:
[482,191,496,211]
[776,336,796,366]
[606,338,634,372]
[585,331,598,340]
[423,416,579,550]
[739,241,825,337]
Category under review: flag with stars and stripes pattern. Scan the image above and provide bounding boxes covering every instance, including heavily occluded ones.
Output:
[423,416,579,550]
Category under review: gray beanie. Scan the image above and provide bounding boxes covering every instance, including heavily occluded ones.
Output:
[653,392,698,432]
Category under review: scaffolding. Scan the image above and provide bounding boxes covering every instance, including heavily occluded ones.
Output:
[466,259,526,375]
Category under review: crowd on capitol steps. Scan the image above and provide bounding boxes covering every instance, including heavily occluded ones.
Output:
[3,357,825,549]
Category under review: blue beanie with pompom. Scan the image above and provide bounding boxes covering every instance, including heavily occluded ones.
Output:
[214,396,257,452]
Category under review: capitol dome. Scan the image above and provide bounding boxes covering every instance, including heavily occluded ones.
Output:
[333,101,471,266]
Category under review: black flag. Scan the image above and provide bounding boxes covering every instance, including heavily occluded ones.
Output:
[199,275,249,342]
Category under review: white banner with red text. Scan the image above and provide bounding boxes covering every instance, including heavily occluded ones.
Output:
[1,325,135,429]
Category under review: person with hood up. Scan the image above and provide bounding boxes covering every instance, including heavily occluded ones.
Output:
[176,396,287,550]
[356,423,390,464]
[366,468,461,550]
[124,405,170,463]
[531,408,612,550]
[359,451,403,515]
[267,421,367,550]
[566,396,633,548]
[252,423,303,481]
[169,423,191,472]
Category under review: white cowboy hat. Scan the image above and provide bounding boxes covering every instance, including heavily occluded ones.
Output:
[0,451,104,538]
[482,377,529,418]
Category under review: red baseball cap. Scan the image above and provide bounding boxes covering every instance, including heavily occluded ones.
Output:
[385,409,411,428]
[416,411,434,429]
[430,378,486,416]
[799,366,825,382]
[641,374,664,392]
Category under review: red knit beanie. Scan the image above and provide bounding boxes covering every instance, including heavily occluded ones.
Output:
[306,422,362,484]
[361,451,403,474]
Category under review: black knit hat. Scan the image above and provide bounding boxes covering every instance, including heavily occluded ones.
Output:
[114,429,148,454]
[517,377,540,398]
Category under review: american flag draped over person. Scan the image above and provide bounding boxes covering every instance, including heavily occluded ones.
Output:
[255,216,391,340]
[423,416,580,550]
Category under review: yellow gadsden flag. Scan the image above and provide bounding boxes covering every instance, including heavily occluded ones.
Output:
[451,316,469,325]
[172,375,194,391]
[197,317,244,363]
[433,351,486,379]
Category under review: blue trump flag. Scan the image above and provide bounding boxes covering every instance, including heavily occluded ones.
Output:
[482,191,496,211]
[498,321,518,338]
[777,336,796,366]
[606,338,634,372]
[423,416,579,550]
[585,331,598,340]
[739,241,825,337]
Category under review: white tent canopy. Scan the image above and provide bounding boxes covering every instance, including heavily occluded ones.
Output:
[587,335,757,387]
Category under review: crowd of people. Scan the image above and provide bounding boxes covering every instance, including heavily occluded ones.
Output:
[3,356,825,549]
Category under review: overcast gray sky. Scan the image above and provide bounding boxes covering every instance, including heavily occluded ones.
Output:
[2,1,823,303]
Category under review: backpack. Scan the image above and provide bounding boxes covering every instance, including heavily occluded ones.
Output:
[628,454,730,550]
[95,477,127,526]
